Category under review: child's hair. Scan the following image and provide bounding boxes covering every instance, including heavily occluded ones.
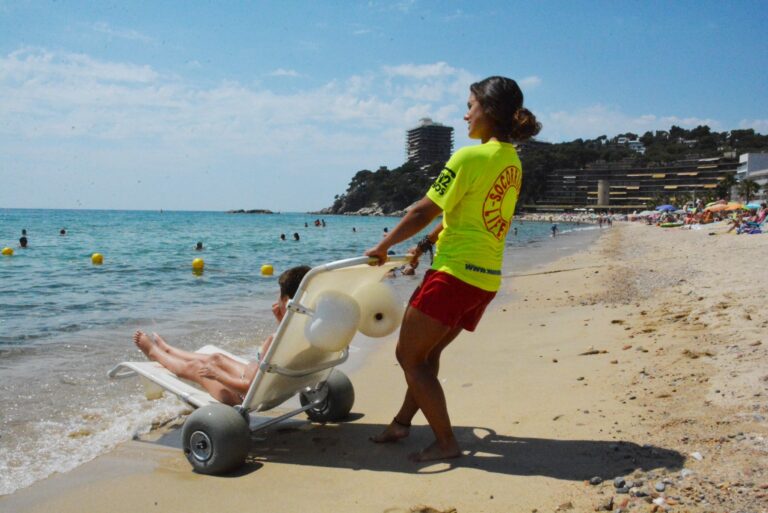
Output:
[278,265,311,298]
[470,76,542,141]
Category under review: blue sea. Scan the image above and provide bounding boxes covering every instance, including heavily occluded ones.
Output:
[0,208,598,495]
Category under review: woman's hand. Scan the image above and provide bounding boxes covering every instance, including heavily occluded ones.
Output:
[364,244,389,266]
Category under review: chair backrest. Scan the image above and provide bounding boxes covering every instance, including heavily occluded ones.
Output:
[243,256,409,412]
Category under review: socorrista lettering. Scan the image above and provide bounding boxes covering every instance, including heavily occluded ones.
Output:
[482,165,522,240]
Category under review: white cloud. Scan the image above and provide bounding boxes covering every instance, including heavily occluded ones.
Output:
[93,21,154,44]
[541,104,722,141]
[383,62,458,79]
[268,68,300,77]
[1,47,158,84]
[739,119,768,134]
[352,29,371,36]
[519,75,542,90]
[0,49,477,209]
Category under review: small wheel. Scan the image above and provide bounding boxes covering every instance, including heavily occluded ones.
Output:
[181,403,250,475]
[300,369,355,423]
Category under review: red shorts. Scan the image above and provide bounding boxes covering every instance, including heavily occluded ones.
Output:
[409,270,496,332]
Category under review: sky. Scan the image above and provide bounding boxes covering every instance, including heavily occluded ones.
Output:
[1,1,766,212]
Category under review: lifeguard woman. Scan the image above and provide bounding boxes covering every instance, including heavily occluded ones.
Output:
[365,76,541,461]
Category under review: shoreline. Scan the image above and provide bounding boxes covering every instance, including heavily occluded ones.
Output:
[2,222,766,512]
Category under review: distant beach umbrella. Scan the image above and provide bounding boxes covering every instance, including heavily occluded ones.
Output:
[655,204,677,212]
[745,202,762,210]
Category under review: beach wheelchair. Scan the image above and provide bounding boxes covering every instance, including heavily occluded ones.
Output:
[109,255,409,474]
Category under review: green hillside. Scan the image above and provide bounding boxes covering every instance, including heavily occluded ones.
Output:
[325,126,768,215]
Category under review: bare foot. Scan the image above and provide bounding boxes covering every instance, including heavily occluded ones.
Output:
[133,330,156,359]
[408,440,461,462]
[369,419,410,443]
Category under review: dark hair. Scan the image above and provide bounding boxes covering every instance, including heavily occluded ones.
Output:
[470,76,541,141]
[278,265,311,299]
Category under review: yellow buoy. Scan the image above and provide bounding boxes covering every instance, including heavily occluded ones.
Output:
[1,247,13,256]
[261,264,274,276]
[91,253,103,265]
[192,258,205,272]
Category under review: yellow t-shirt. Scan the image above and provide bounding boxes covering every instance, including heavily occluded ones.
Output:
[426,141,523,292]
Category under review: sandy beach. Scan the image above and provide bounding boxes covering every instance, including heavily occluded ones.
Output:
[2,222,766,513]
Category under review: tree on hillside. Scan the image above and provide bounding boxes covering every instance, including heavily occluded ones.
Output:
[690,125,711,138]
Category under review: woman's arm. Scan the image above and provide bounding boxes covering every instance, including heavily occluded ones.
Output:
[364,196,442,264]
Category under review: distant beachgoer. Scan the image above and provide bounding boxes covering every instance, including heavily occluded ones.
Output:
[727,213,743,234]
[60,228,66,235]
[304,222,308,228]
[132,266,310,405]
[293,232,300,241]
[280,233,286,241]
[19,236,28,248]
[365,75,540,462]
[513,227,518,236]
[21,229,27,236]
[551,224,558,237]
[352,227,357,233]
[321,219,326,227]
[195,241,204,251]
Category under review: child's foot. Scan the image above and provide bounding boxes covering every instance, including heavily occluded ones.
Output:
[133,330,156,359]
[408,440,461,462]
[369,418,410,443]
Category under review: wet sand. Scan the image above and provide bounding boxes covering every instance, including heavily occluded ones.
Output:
[2,222,766,513]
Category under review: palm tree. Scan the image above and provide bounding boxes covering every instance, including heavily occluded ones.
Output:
[716,172,737,200]
[738,179,760,203]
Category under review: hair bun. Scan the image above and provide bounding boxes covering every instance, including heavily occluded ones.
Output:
[510,108,542,141]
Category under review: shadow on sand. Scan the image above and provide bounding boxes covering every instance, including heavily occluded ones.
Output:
[149,413,684,479]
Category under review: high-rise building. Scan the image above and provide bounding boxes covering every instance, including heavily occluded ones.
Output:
[406,118,454,168]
